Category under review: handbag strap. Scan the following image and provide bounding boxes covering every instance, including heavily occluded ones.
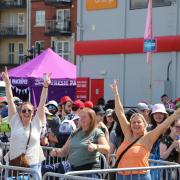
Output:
[25,123,32,150]
[114,136,142,168]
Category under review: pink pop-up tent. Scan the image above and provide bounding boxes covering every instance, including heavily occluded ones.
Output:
[8,48,76,106]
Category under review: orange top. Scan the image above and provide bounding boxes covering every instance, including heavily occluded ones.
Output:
[116,140,150,175]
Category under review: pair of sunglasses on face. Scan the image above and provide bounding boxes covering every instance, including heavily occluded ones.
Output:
[21,109,33,114]
[47,105,57,111]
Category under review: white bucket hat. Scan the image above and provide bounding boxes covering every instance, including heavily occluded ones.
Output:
[46,100,58,108]
[151,103,168,115]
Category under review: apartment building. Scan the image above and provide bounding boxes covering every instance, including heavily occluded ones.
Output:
[0,0,77,72]
[31,0,77,64]
[0,0,27,69]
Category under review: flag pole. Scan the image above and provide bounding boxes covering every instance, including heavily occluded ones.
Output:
[144,0,153,104]
[148,53,152,104]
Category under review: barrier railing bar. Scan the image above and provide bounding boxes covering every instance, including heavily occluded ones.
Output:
[66,164,180,175]
[42,172,103,180]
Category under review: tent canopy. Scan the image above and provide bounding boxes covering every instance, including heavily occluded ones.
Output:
[9,48,76,79]
[6,48,76,105]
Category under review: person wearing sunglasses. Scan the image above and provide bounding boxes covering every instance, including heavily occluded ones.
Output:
[45,100,60,147]
[1,67,51,179]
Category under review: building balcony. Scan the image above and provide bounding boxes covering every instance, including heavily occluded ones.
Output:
[0,25,26,37]
[44,0,72,6]
[0,0,27,9]
[45,20,72,36]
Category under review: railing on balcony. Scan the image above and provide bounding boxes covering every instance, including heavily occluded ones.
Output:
[45,20,71,36]
[0,0,27,8]
[44,0,72,6]
[0,24,26,37]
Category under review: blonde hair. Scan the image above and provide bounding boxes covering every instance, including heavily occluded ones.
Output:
[130,113,148,128]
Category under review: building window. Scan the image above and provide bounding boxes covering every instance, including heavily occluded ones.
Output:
[18,43,24,64]
[35,41,44,54]
[35,11,45,26]
[130,0,171,10]
[56,9,70,31]
[18,13,25,35]
[8,43,14,64]
[55,41,70,60]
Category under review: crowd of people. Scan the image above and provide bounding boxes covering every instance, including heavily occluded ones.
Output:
[0,67,180,179]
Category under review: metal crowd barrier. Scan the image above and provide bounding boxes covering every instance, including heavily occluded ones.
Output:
[65,164,180,180]
[0,141,9,156]
[0,141,107,166]
[0,164,40,180]
[0,142,65,165]
[42,172,102,180]
[41,146,66,165]
[41,146,108,169]
[109,153,178,168]
[149,159,178,165]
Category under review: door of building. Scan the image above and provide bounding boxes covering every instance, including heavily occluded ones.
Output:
[91,79,104,105]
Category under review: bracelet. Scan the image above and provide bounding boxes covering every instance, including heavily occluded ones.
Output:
[43,86,48,88]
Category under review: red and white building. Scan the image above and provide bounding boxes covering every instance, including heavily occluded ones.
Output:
[75,0,180,106]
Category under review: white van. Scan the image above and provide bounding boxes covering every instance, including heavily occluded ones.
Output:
[0,81,5,97]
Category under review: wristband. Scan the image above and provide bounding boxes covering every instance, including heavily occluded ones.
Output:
[43,86,48,88]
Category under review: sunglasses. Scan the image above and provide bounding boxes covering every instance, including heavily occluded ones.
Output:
[21,109,33,114]
[47,105,57,111]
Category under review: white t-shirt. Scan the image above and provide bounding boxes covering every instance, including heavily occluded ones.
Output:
[5,113,45,165]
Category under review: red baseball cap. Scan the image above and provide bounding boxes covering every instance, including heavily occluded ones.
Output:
[84,101,94,108]
[60,96,72,104]
[73,100,85,109]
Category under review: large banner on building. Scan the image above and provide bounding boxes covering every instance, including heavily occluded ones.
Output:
[86,0,117,11]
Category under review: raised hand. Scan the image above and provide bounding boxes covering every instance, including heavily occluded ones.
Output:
[43,73,51,88]
[110,80,124,113]
[110,80,118,95]
[1,66,10,85]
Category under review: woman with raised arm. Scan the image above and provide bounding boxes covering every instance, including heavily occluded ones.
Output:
[110,80,180,180]
[2,67,51,179]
